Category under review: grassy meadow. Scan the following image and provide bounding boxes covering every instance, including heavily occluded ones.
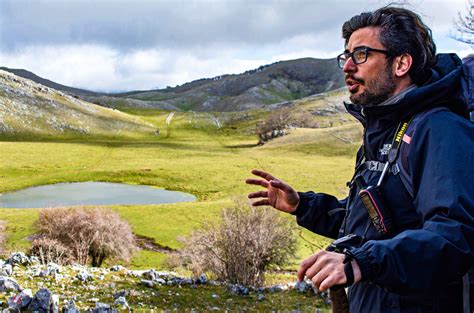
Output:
[0,103,359,267]
[0,98,361,279]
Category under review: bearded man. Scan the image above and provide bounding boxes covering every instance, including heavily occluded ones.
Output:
[247,6,473,313]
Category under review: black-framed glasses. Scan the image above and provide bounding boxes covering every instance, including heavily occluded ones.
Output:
[337,46,390,69]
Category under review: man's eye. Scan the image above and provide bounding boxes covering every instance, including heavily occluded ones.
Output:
[354,50,366,62]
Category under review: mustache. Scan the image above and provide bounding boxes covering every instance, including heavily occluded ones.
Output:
[345,75,365,84]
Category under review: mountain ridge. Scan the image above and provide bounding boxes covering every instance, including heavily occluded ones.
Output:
[1,57,345,112]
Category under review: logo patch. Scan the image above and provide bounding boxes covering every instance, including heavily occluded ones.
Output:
[379,144,391,155]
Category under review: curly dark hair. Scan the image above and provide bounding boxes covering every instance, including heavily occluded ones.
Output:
[342,6,437,85]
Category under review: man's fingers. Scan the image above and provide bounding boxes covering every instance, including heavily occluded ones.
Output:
[311,268,329,290]
[318,276,336,292]
[245,178,269,188]
[297,253,320,281]
[319,270,346,292]
[269,179,294,193]
[248,191,268,199]
[250,199,270,207]
[304,255,325,280]
[251,169,276,181]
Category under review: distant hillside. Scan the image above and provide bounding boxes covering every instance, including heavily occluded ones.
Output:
[2,58,345,112]
[0,70,157,138]
[0,67,102,97]
[89,58,345,112]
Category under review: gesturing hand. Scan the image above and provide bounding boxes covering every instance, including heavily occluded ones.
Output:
[245,169,300,213]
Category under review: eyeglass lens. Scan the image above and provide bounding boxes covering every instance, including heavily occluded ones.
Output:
[338,48,367,68]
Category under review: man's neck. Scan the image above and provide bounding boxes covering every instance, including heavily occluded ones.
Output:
[391,79,414,97]
[378,84,417,107]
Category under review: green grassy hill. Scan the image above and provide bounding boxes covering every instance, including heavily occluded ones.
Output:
[0,70,158,140]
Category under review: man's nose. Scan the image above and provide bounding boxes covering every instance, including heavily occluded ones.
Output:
[342,57,357,73]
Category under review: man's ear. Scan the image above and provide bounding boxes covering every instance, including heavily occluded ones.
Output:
[393,54,413,77]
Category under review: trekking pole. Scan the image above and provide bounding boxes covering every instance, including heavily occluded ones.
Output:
[329,286,349,313]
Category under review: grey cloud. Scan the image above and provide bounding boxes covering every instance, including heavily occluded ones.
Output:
[0,0,370,52]
[1,0,465,92]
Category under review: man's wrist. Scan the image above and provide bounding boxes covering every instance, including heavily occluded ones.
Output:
[290,196,300,213]
[290,192,304,215]
[351,260,362,283]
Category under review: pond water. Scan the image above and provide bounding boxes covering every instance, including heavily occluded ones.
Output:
[0,182,196,208]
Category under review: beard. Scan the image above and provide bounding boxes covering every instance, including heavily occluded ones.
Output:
[348,64,397,106]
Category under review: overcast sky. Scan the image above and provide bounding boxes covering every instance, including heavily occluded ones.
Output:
[0,0,472,92]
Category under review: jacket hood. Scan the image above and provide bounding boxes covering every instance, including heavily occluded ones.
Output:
[345,53,469,125]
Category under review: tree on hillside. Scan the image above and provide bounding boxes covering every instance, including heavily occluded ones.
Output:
[256,107,318,145]
[452,0,474,46]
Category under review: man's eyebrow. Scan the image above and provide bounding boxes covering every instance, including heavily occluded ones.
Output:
[343,46,365,53]
[352,45,366,51]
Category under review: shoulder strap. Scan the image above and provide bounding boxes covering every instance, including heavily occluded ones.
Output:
[397,107,449,198]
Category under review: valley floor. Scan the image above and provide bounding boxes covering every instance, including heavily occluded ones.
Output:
[0,108,361,309]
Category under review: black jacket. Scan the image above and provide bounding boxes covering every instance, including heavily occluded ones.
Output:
[294,54,474,312]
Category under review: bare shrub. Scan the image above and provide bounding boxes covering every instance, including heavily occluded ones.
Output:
[177,198,297,286]
[452,0,473,46]
[30,237,72,265]
[257,108,292,135]
[32,207,136,267]
[257,107,319,144]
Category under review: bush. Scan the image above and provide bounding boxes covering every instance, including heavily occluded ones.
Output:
[30,237,72,265]
[31,207,136,267]
[257,107,319,144]
[178,198,297,286]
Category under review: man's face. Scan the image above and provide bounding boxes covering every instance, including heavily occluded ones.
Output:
[343,27,397,106]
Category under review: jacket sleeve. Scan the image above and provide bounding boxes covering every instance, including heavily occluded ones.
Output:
[292,191,347,239]
[350,111,474,291]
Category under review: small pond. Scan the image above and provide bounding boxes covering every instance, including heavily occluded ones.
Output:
[0,182,196,208]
